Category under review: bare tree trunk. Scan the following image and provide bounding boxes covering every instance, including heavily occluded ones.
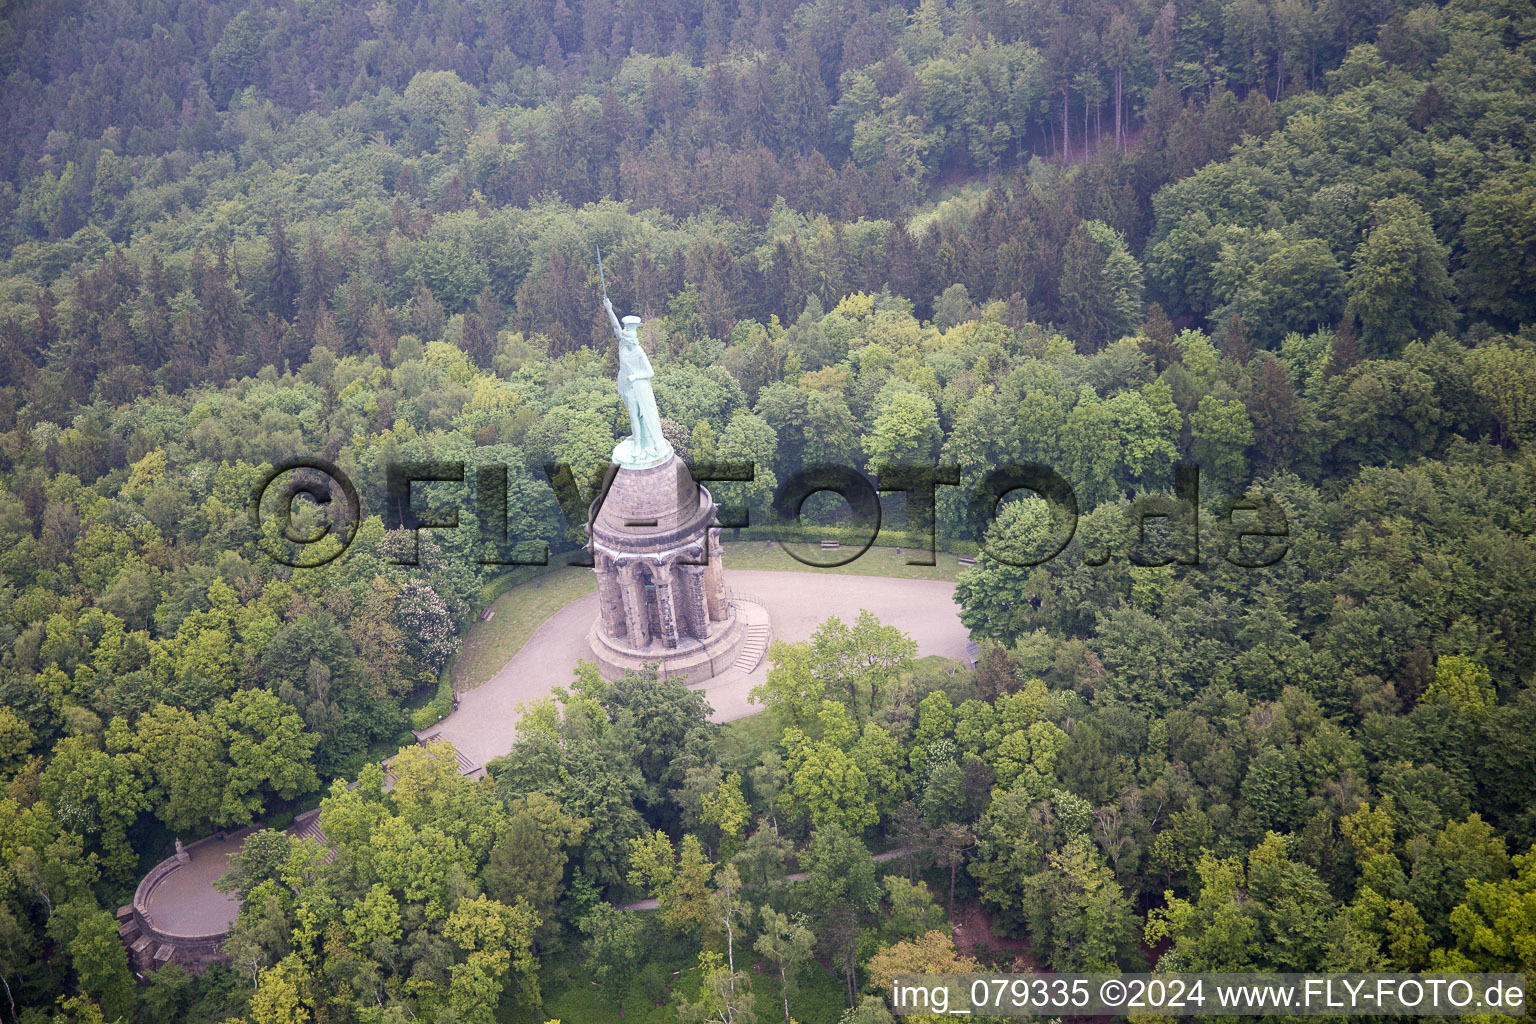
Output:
[781,967,792,1024]
[725,915,735,989]
[1062,89,1071,161]
[1,973,16,1024]
[1115,67,1124,147]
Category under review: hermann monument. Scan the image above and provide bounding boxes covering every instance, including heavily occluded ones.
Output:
[584,295,761,682]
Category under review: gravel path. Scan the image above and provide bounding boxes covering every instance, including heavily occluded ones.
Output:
[419,569,969,771]
[146,573,962,932]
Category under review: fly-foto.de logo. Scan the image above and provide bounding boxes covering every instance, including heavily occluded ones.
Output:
[251,458,1290,571]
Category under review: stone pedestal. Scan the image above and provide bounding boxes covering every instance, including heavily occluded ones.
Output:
[585,455,758,684]
[585,605,748,684]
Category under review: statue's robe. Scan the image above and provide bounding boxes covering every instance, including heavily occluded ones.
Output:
[618,332,663,457]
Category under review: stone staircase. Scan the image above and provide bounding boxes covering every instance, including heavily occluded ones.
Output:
[733,622,770,672]
[289,810,336,863]
[451,746,478,775]
[115,906,175,971]
[382,741,482,787]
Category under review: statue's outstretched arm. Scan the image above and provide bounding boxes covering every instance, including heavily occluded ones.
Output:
[603,296,623,338]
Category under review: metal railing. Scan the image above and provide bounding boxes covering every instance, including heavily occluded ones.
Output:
[727,588,765,607]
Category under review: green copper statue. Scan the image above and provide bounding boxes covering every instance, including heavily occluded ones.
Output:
[605,294,672,468]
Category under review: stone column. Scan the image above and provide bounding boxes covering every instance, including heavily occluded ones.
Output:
[675,564,703,635]
[704,528,727,621]
[595,557,626,638]
[651,562,681,649]
[619,562,650,648]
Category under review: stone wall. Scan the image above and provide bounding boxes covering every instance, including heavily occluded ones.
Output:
[120,825,256,975]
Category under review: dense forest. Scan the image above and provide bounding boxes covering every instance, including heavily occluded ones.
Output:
[1,0,1535,1020]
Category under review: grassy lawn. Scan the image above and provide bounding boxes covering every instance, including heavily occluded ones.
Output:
[719,536,966,581]
[449,566,596,691]
[715,708,780,772]
[451,541,970,693]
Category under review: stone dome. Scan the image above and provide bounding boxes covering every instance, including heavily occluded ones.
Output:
[583,452,747,681]
[589,454,717,555]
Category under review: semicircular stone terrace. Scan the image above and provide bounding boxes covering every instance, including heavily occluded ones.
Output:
[120,809,327,973]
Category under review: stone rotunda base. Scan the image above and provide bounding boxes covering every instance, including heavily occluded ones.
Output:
[588,600,762,684]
